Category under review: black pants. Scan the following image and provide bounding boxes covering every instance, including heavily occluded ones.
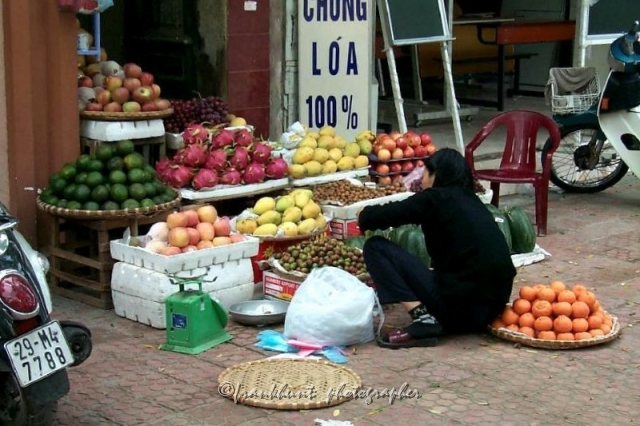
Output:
[363,236,502,334]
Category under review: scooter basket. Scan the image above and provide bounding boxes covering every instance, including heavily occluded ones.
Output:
[546,67,600,115]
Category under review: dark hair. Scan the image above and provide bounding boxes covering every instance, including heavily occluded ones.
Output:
[425,148,474,191]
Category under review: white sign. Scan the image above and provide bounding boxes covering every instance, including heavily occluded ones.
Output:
[298,0,372,141]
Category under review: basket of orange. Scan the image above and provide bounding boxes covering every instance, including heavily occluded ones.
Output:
[488,281,621,349]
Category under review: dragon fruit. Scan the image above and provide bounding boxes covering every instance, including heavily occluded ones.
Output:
[265,157,288,179]
[179,144,208,168]
[220,168,242,185]
[251,142,272,164]
[166,165,194,189]
[211,130,235,149]
[228,147,250,170]
[182,123,210,145]
[204,149,228,172]
[242,162,266,184]
[191,169,219,190]
[155,157,172,177]
[234,129,253,147]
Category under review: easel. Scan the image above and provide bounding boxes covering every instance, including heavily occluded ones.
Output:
[377,0,468,153]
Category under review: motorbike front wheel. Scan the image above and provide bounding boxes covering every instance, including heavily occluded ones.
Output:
[0,373,57,426]
[542,123,629,193]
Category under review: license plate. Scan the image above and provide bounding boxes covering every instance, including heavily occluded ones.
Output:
[4,321,74,387]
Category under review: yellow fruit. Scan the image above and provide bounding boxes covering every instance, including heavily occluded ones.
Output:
[343,142,361,158]
[282,206,303,223]
[302,201,321,220]
[319,125,336,137]
[289,189,313,199]
[299,137,318,149]
[312,148,330,164]
[322,160,338,174]
[294,192,311,209]
[77,55,86,69]
[236,218,258,234]
[337,156,355,171]
[230,117,247,127]
[328,148,343,162]
[317,135,335,150]
[278,221,299,237]
[316,214,327,229]
[253,197,276,215]
[297,218,318,235]
[334,136,347,149]
[354,155,369,169]
[289,164,307,179]
[304,160,323,177]
[355,130,375,141]
[275,196,295,213]
[357,140,373,155]
[306,131,320,140]
[253,223,278,237]
[257,210,282,226]
[292,146,315,165]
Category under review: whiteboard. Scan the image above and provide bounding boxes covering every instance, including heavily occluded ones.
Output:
[381,0,451,46]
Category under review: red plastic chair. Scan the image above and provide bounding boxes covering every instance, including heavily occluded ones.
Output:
[465,110,561,236]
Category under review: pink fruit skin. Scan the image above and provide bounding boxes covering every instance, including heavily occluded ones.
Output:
[265,157,288,179]
[251,143,272,164]
[213,218,231,237]
[123,63,143,79]
[123,78,142,92]
[242,162,265,184]
[168,227,190,248]
[140,72,154,86]
[229,147,250,170]
[191,169,219,190]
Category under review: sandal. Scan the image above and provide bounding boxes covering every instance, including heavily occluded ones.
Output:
[376,328,439,349]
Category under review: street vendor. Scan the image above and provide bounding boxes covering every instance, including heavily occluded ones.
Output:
[358,148,516,349]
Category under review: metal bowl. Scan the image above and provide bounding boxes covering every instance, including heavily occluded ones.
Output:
[228,300,289,326]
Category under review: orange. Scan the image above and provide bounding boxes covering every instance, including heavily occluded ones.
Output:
[552,301,573,317]
[572,284,587,296]
[501,307,519,326]
[538,287,557,303]
[556,332,575,341]
[577,291,597,311]
[531,300,553,318]
[533,316,553,332]
[506,324,520,332]
[589,329,605,337]
[603,315,613,327]
[587,315,603,330]
[574,332,593,341]
[600,324,612,335]
[592,300,601,313]
[550,280,566,294]
[519,286,538,302]
[518,312,535,328]
[572,318,589,333]
[512,298,532,315]
[519,327,535,338]
[553,315,573,333]
[557,290,577,304]
[537,330,556,340]
[533,284,546,294]
[572,301,590,319]
[491,317,505,329]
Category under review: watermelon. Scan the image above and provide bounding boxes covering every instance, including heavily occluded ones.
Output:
[503,205,537,254]
[486,204,513,254]
[397,225,431,268]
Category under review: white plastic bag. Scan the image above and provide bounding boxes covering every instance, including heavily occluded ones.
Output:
[284,267,378,346]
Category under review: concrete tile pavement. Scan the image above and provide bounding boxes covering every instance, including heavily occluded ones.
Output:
[50,174,640,425]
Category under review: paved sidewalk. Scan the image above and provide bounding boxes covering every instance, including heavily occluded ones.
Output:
[52,175,640,426]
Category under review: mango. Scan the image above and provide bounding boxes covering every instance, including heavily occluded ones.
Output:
[289,164,307,179]
[334,136,347,149]
[297,218,318,235]
[354,155,369,169]
[343,142,361,158]
[292,146,315,165]
[275,195,295,213]
[315,214,327,229]
[312,148,330,164]
[278,221,299,237]
[328,147,343,162]
[289,188,313,199]
[304,160,323,177]
[322,160,338,174]
[257,210,282,226]
[306,131,320,140]
[294,192,311,209]
[282,206,303,223]
[299,137,318,149]
[253,223,278,237]
[302,201,321,220]
[318,125,336,137]
[357,139,373,155]
[317,135,335,150]
[337,156,355,171]
[253,197,276,215]
[236,218,258,234]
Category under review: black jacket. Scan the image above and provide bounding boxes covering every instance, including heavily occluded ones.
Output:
[358,186,516,304]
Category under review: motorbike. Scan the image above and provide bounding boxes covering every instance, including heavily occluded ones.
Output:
[0,202,92,425]
[544,21,640,193]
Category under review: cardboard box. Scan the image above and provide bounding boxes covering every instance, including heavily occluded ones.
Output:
[263,270,302,302]
[329,219,361,240]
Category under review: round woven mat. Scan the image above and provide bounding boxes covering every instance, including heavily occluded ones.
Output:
[488,315,621,350]
[80,108,173,121]
[36,192,180,220]
[217,358,362,410]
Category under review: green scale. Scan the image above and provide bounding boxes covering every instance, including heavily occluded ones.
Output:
[160,272,232,355]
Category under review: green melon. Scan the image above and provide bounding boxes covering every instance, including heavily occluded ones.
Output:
[503,206,536,254]
[486,204,513,254]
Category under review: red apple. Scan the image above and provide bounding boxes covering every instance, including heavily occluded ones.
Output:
[426,144,437,155]
[402,161,415,172]
[140,72,154,86]
[186,227,200,246]
[141,102,158,112]
[78,76,93,88]
[389,131,402,141]
[123,63,143,79]
[390,163,402,173]
[196,240,214,250]
[154,98,171,110]
[415,159,425,167]
[405,131,421,148]
[377,148,391,161]
[183,209,200,227]
[376,133,389,144]
[104,76,123,91]
[403,146,415,158]
[122,101,142,113]
[132,86,154,104]
[103,102,122,112]
[168,227,190,248]
[391,147,404,160]
[167,212,188,229]
[85,102,103,111]
[395,136,408,150]
[414,145,427,158]
[420,132,432,146]
[196,222,215,241]
[95,90,111,106]
[213,217,231,237]
[123,78,142,92]
[381,138,396,152]
[392,175,404,183]
[372,144,382,155]
[150,84,161,100]
[378,176,392,186]
[159,246,182,256]
[111,87,130,104]
[376,164,390,174]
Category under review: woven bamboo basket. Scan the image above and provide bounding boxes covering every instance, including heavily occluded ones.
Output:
[80,108,174,121]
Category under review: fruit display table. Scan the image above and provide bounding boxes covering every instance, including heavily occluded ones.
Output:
[179,178,290,203]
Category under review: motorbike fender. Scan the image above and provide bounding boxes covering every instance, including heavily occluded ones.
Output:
[12,230,53,314]
[598,109,640,177]
[22,369,70,404]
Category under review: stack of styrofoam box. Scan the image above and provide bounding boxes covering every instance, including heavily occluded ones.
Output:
[81,119,165,142]
[109,236,259,329]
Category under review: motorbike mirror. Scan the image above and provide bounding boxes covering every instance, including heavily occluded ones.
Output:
[630,20,640,34]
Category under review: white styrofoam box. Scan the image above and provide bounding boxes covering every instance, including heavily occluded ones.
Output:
[110,236,259,275]
[80,119,165,141]
[290,168,369,187]
[179,178,290,201]
[111,261,255,328]
[321,192,413,220]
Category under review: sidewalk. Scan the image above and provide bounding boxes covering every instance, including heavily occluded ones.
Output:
[51,173,640,426]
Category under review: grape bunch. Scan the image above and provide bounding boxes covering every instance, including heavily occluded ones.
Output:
[409,178,423,192]
[164,95,229,134]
